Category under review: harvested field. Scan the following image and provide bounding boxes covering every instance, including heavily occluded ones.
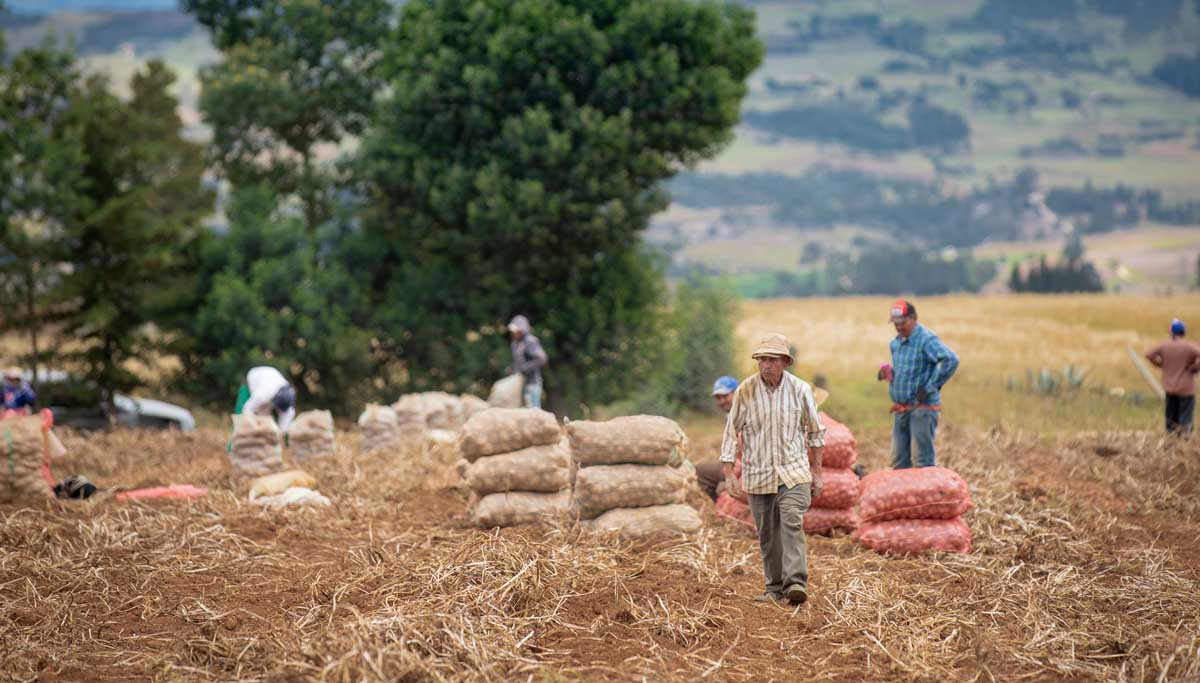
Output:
[2,423,1199,682]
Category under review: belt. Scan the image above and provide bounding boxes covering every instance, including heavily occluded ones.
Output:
[891,403,942,414]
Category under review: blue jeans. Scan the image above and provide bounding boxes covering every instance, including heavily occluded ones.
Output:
[892,407,939,469]
[523,382,542,409]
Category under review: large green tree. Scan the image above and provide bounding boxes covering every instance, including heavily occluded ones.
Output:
[356,0,762,414]
[52,62,212,400]
[0,44,86,381]
[185,0,391,237]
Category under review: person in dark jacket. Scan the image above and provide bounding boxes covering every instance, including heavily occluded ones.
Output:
[508,315,548,409]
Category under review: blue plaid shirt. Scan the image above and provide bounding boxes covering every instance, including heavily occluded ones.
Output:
[889,324,959,406]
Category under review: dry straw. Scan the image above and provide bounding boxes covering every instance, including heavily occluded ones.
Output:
[2,424,1198,681]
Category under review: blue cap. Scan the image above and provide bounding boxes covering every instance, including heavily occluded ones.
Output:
[711,376,738,396]
[1171,318,1185,336]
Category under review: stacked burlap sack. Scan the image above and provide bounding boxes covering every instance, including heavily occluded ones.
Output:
[459,408,568,527]
[568,415,701,538]
[230,412,284,477]
[392,392,492,436]
[805,413,861,534]
[0,411,53,502]
[287,410,335,463]
[852,466,972,555]
[358,404,401,454]
[714,411,860,534]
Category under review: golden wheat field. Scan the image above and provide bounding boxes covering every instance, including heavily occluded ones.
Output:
[734,294,1199,433]
[2,419,1199,683]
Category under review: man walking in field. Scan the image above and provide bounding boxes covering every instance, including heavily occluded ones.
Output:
[1145,318,1200,435]
[508,315,548,409]
[887,300,959,469]
[721,333,825,606]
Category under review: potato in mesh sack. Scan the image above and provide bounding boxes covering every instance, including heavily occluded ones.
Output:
[811,467,860,510]
[572,463,692,519]
[859,466,972,523]
[566,415,688,467]
[458,408,560,461]
[287,410,335,463]
[852,518,971,555]
[580,504,702,539]
[460,394,490,420]
[231,412,284,477]
[471,489,571,528]
[465,442,571,495]
[0,412,52,502]
[804,507,860,535]
[358,404,401,454]
[819,412,857,469]
[487,374,525,408]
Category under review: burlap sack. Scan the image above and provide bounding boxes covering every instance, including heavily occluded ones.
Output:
[358,404,401,454]
[458,408,560,461]
[487,374,525,408]
[471,489,571,528]
[573,463,691,519]
[581,504,702,539]
[287,410,335,463]
[820,412,858,469]
[566,415,688,467]
[231,412,284,477]
[0,414,51,502]
[805,507,860,535]
[461,394,490,419]
[465,442,571,495]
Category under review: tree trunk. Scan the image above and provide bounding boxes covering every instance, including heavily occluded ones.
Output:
[22,263,40,384]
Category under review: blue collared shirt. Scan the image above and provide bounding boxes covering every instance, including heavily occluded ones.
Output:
[889,324,959,406]
[3,381,36,411]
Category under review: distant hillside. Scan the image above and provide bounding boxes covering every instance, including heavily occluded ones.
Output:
[4,0,1199,296]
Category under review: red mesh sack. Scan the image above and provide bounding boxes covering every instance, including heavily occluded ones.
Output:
[820,413,857,469]
[812,467,859,509]
[859,466,971,522]
[804,507,859,534]
[714,491,755,530]
[852,518,971,555]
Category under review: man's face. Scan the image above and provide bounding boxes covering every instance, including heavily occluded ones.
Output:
[893,316,917,338]
[714,392,734,413]
[509,328,524,341]
[757,355,789,384]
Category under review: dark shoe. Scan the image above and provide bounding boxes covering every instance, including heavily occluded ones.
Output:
[784,584,808,605]
[752,592,783,603]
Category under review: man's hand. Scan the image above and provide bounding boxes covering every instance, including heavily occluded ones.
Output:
[811,472,824,500]
[725,474,743,500]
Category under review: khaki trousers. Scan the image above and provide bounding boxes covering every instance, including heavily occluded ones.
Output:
[748,482,811,597]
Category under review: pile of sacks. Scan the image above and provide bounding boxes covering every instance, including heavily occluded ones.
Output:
[287,410,336,464]
[393,392,491,437]
[805,413,861,534]
[714,411,861,535]
[358,404,401,454]
[853,466,972,555]
[568,415,701,538]
[230,412,284,477]
[459,408,569,527]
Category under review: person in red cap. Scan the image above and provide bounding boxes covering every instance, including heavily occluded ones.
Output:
[885,300,958,468]
[1145,318,1200,435]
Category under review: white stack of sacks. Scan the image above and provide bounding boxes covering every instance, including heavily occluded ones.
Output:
[567,415,701,538]
[230,412,284,477]
[357,404,401,454]
[459,408,569,527]
[393,392,492,443]
[804,413,861,534]
[287,410,336,464]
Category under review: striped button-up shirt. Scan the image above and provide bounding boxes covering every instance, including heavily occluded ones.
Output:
[719,372,826,495]
[889,324,959,407]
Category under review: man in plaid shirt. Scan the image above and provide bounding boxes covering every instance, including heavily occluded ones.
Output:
[886,300,959,469]
[721,333,825,606]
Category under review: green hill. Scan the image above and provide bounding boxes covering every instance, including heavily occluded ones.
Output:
[6,0,1200,295]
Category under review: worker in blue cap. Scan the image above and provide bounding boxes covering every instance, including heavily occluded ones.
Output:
[1145,318,1200,435]
[695,376,741,501]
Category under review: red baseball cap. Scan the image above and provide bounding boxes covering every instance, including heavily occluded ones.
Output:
[888,299,916,323]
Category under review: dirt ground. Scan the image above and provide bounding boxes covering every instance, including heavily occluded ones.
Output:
[2,421,1199,682]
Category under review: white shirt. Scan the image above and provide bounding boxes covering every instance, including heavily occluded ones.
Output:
[719,372,826,495]
[243,366,295,432]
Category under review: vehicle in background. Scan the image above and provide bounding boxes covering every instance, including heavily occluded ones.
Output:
[26,370,196,432]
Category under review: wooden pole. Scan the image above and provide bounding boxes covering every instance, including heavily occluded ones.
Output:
[1127,345,1165,401]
